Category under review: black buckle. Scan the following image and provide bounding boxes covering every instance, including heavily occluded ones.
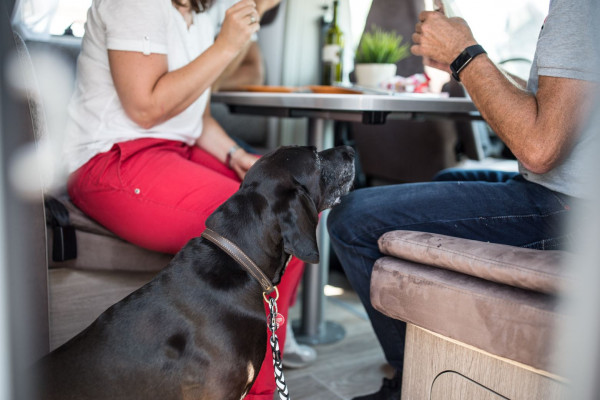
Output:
[52,225,77,262]
[45,196,78,262]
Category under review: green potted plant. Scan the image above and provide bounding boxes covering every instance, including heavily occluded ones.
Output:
[354,25,410,87]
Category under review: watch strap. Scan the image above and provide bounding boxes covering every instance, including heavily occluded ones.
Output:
[226,144,241,168]
[450,44,486,82]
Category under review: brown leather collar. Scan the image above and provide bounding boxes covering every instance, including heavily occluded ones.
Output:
[201,228,275,295]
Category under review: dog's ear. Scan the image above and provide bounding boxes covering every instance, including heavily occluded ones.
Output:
[279,190,320,264]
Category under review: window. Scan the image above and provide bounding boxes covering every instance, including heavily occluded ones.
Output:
[13,0,91,38]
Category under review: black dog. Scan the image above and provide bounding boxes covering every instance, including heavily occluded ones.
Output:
[35,145,355,400]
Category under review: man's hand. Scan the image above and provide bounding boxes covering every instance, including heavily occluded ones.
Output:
[411,11,477,73]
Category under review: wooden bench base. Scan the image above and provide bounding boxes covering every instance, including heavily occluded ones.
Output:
[401,324,567,399]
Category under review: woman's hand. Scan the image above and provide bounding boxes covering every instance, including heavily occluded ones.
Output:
[196,111,258,180]
[229,148,259,180]
[255,0,281,17]
[215,0,261,57]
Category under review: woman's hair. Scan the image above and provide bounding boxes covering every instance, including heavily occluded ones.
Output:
[172,0,213,13]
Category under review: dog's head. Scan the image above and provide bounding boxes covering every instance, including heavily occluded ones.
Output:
[244,145,354,264]
[206,145,354,269]
[245,145,355,211]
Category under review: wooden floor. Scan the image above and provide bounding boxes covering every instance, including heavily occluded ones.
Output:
[284,271,393,400]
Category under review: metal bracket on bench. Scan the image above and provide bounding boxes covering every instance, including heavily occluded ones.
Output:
[51,225,77,262]
[45,196,77,262]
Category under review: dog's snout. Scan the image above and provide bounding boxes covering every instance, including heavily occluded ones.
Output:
[318,145,355,162]
[341,145,355,161]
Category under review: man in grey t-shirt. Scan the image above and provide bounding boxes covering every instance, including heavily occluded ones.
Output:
[327,0,599,399]
[520,0,600,198]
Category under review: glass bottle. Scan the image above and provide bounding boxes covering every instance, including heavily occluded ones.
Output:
[321,0,344,85]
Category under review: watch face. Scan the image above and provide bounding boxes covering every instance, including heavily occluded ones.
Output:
[450,49,469,81]
[451,45,486,81]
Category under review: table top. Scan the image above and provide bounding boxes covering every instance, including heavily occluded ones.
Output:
[212,91,479,115]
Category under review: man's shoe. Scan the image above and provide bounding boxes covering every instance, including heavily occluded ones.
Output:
[352,372,402,400]
[282,324,317,369]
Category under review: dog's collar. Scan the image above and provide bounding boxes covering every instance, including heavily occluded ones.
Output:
[201,228,276,295]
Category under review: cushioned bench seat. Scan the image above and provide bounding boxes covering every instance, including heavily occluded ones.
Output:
[47,196,173,349]
[48,195,172,273]
[370,230,571,398]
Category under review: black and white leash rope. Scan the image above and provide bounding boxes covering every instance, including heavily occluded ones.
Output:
[201,229,291,398]
[267,297,290,400]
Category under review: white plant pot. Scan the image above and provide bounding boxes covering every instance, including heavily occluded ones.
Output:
[354,63,398,88]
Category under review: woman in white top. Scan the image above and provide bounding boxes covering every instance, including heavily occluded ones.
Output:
[64,1,302,398]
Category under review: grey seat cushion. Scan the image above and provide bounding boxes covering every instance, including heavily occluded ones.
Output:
[370,230,572,373]
[370,256,563,373]
[378,231,572,295]
[48,196,171,273]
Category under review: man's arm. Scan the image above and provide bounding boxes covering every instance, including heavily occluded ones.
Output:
[212,0,280,92]
[459,56,594,174]
[504,71,527,89]
[212,41,265,91]
[412,11,597,174]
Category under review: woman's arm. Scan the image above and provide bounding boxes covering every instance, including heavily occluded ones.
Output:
[197,104,259,179]
[108,0,260,129]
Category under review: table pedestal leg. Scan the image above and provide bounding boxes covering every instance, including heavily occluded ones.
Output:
[294,118,346,345]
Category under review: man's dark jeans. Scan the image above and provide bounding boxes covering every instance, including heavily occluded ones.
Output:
[327,170,574,372]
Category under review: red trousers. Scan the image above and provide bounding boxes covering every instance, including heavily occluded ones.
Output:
[68,138,304,399]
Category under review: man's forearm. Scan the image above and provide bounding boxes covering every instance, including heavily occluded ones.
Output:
[460,55,593,174]
[460,55,537,159]
[212,41,253,92]
[411,10,596,175]
[213,42,264,92]
[503,70,527,89]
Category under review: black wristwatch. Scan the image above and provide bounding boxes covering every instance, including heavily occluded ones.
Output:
[450,44,487,82]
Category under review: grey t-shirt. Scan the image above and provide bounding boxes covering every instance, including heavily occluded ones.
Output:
[520,0,600,198]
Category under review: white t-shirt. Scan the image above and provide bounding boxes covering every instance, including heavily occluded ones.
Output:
[63,0,221,173]
[207,0,236,33]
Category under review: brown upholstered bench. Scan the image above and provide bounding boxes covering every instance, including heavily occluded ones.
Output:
[47,196,172,350]
[11,27,175,351]
[370,230,571,399]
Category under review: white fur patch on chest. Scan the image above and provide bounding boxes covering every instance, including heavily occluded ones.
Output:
[240,362,255,399]
[247,362,256,384]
